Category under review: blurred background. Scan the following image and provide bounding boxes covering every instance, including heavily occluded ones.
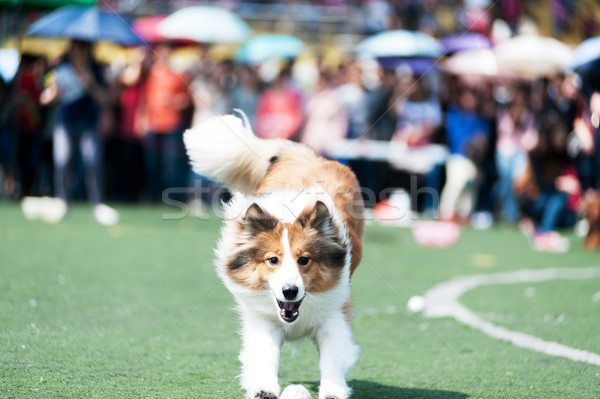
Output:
[1,0,599,252]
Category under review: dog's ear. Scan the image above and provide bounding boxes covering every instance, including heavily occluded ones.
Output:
[302,201,336,236]
[243,203,278,234]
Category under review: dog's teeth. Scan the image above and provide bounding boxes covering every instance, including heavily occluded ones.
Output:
[292,312,298,316]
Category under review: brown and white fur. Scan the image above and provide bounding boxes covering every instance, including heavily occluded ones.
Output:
[583,189,600,251]
[184,114,364,399]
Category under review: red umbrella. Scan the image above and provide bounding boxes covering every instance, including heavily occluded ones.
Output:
[131,15,169,43]
[132,15,196,44]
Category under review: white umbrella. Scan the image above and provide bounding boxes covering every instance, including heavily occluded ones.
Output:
[158,6,252,44]
[494,35,573,79]
[442,49,499,77]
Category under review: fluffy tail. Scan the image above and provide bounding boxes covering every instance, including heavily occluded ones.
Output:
[183,113,291,193]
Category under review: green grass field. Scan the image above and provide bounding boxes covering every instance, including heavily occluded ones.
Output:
[1,202,599,398]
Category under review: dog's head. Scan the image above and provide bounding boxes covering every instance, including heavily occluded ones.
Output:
[217,193,350,324]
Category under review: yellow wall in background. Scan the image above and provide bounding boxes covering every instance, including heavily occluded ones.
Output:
[525,0,600,44]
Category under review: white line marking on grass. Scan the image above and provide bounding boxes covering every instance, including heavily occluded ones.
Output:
[422,267,600,366]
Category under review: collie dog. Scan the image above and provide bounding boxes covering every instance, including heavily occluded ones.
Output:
[184,114,364,399]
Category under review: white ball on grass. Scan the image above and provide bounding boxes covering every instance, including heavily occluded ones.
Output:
[407,295,426,314]
[280,384,312,399]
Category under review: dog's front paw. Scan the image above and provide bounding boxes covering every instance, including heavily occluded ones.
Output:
[254,391,279,399]
[318,379,350,399]
[243,374,280,399]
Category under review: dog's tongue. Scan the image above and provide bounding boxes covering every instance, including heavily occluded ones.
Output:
[277,299,303,323]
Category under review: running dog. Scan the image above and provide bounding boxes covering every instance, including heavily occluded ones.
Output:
[184,114,364,399]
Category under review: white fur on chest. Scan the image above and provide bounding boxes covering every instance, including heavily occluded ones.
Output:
[226,270,351,341]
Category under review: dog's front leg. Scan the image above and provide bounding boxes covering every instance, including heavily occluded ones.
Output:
[239,317,282,399]
[316,316,360,399]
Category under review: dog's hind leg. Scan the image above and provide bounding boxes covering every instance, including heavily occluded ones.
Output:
[315,316,360,399]
[239,318,283,399]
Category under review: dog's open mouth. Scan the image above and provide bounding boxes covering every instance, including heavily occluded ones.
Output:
[276,298,303,323]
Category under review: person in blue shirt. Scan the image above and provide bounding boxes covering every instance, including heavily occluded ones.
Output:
[40,40,119,225]
[439,86,492,222]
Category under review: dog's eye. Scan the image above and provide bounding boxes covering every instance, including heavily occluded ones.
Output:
[267,257,279,266]
[298,256,310,266]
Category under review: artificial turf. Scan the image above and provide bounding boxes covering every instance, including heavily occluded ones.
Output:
[1,202,599,398]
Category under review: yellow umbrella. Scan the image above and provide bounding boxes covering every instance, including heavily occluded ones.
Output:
[4,36,134,65]
[4,36,68,61]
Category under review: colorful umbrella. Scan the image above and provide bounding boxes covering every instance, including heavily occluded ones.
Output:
[235,34,304,65]
[4,36,132,64]
[131,15,168,43]
[354,30,443,58]
[26,5,142,46]
[441,33,493,54]
[4,36,68,60]
[158,6,251,44]
[376,57,438,74]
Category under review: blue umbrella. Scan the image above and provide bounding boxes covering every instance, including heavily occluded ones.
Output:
[235,34,304,65]
[573,57,600,96]
[441,33,492,54]
[26,5,142,46]
[355,30,443,58]
[571,36,600,68]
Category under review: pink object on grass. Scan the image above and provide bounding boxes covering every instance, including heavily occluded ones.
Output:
[412,220,461,248]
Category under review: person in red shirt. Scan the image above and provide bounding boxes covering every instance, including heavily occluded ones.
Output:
[254,63,303,140]
[143,43,191,203]
[107,47,152,202]
[15,55,45,197]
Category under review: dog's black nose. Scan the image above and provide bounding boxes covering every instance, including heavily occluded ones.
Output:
[282,286,299,300]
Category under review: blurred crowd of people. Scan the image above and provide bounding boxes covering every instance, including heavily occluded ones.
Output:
[1,27,599,249]
[209,0,598,41]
